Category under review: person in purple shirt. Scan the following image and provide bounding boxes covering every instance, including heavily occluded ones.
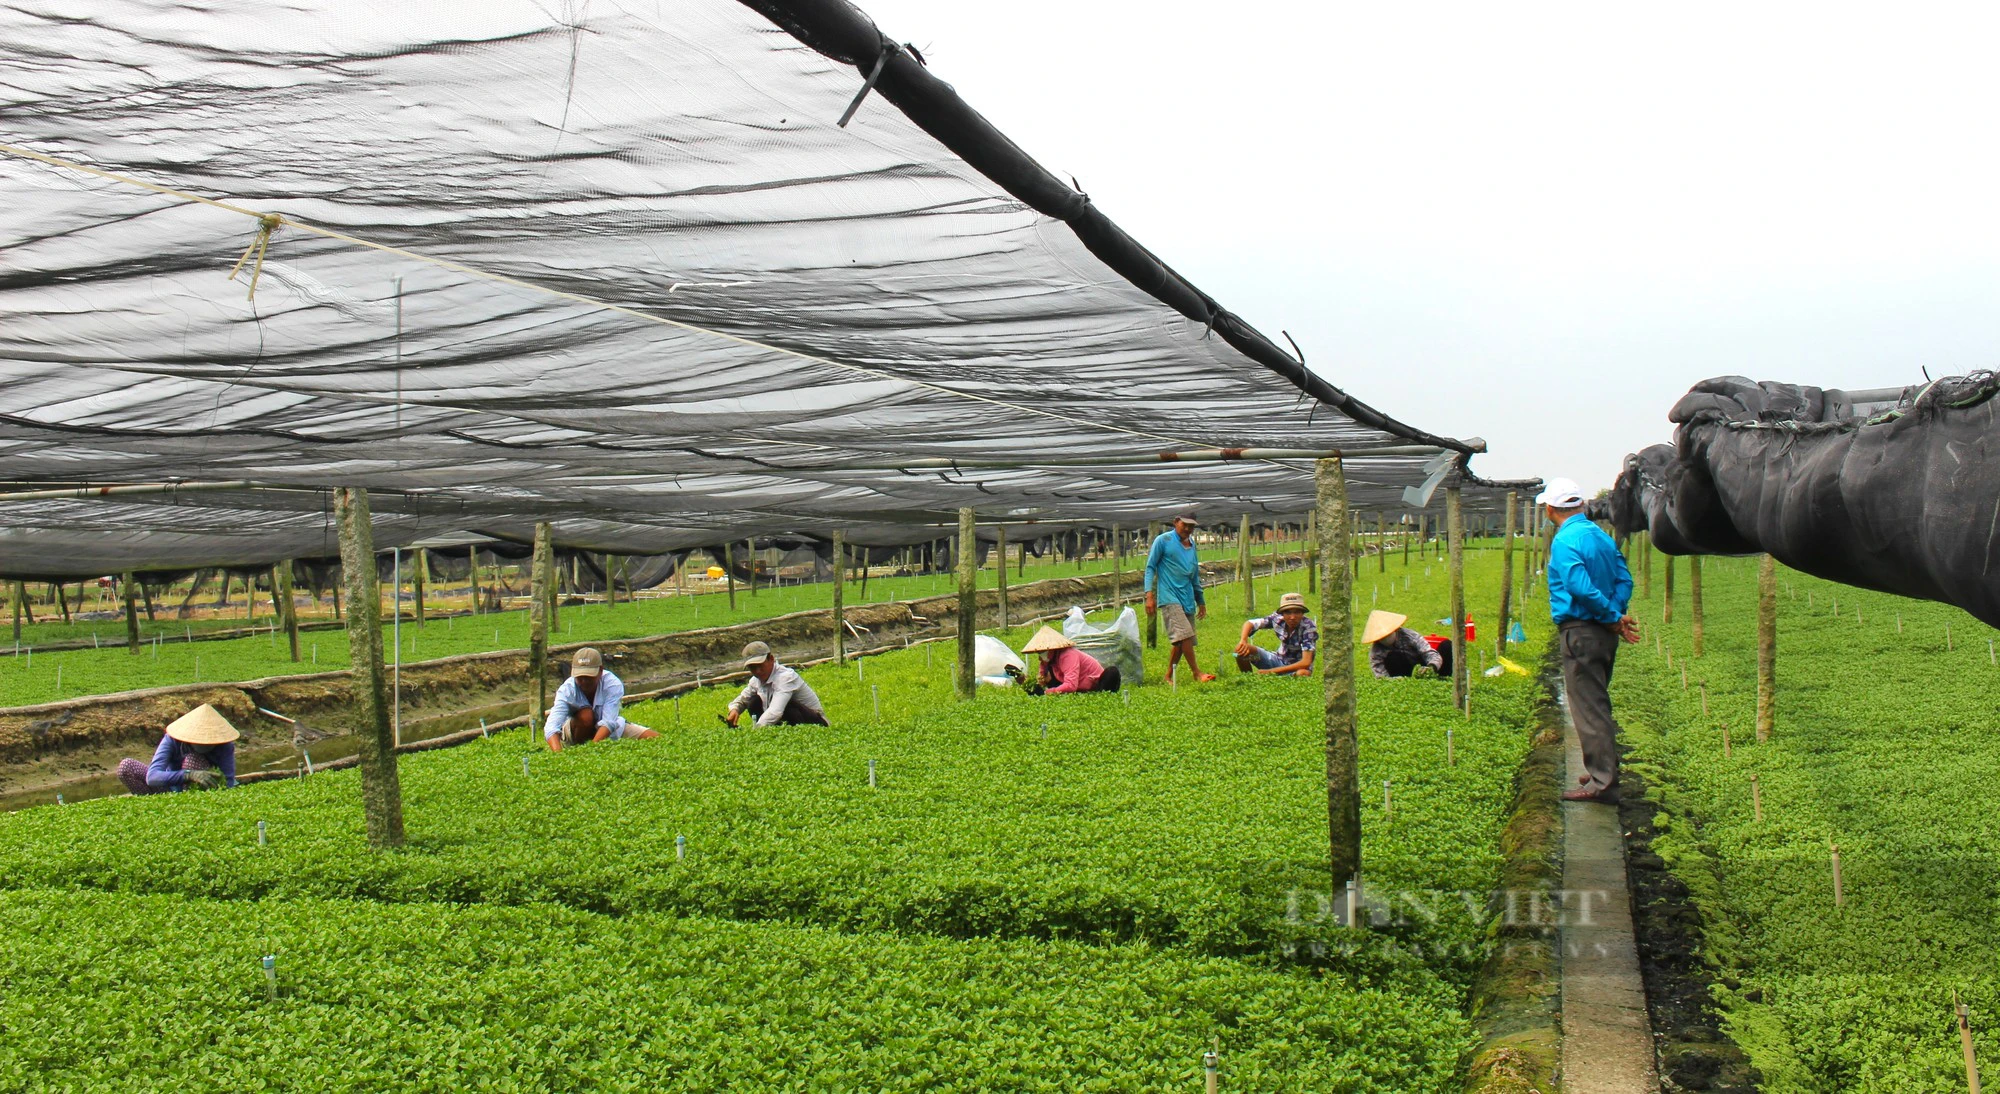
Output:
[116,703,239,794]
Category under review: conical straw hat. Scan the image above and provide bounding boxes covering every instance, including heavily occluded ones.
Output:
[1361,611,1409,645]
[164,703,239,746]
[1020,626,1074,654]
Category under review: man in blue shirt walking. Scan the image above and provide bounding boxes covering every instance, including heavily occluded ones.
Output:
[1144,513,1214,685]
[1539,478,1641,803]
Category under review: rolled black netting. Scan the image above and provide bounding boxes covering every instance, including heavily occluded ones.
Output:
[1617,373,2000,627]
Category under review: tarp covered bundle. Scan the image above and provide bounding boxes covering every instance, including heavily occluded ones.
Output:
[0,0,1532,576]
[1612,373,2000,626]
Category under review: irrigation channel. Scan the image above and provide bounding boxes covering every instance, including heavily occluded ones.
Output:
[0,551,1356,810]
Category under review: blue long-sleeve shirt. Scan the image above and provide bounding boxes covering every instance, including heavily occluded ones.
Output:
[543,669,628,740]
[146,735,237,790]
[1143,530,1206,613]
[1547,513,1633,625]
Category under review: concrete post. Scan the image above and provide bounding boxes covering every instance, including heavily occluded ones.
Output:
[529,522,553,730]
[1316,458,1360,893]
[956,508,977,701]
[335,487,404,848]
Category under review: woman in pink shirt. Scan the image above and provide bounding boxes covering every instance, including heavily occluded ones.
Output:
[1021,627,1122,694]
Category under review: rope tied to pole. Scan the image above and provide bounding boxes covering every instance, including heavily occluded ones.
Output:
[226,212,284,300]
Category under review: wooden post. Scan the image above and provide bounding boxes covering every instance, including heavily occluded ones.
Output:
[746,540,757,598]
[53,582,70,625]
[1238,513,1255,616]
[273,563,300,661]
[468,545,482,615]
[1110,523,1123,608]
[956,508,977,701]
[122,572,141,654]
[529,522,553,729]
[1316,458,1361,893]
[412,548,427,628]
[1498,492,1517,656]
[1757,553,1777,741]
[1689,554,1704,657]
[1447,486,1468,711]
[546,545,560,633]
[1304,510,1320,596]
[1958,996,1982,1094]
[605,553,620,609]
[995,524,1010,629]
[1145,521,1160,648]
[718,543,733,612]
[334,487,405,848]
[832,530,846,665]
[9,580,18,642]
[1403,512,1412,566]
[1641,531,1652,599]
[1377,511,1387,572]
[1663,554,1676,624]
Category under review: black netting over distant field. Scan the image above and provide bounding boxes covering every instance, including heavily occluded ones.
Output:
[1612,374,2000,627]
[0,0,1531,575]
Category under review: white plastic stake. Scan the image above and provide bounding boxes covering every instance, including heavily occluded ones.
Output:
[53,665,60,695]
[1446,729,1454,767]
[675,834,686,861]
[257,820,267,846]
[55,794,63,805]
[867,758,876,788]
[479,718,488,739]
[1383,778,1392,816]
[871,684,880,720]
[857,658,864,682]
[522,755,530,778]
[302,749,313,775]
[263,954,277,1000]
[1040,722,1047,740]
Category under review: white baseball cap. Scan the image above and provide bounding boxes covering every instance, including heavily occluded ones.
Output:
[1535,477,1586,508]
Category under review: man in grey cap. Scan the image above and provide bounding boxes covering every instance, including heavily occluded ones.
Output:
[725,641,829,727]
[1144,513,1213,684]
[544,647,657,751]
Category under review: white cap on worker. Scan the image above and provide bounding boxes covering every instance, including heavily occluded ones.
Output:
[1535,477,1586,508]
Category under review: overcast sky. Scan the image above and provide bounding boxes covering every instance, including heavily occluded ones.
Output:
[857,1,2000,490]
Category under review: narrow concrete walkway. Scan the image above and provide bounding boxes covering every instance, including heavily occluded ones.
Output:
[1559,698,1659,1093]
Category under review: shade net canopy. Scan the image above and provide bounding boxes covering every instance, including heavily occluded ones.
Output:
[1610,373,2000,628]
[0,0,1531,576]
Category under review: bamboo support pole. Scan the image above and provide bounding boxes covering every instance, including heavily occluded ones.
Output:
[1403,512,1411,566]
[956,508,977,701]
[1663,555,1676,624]
[832,530,847,665]
[1317,457,1361,892]
[1377,511,1387,573]
[746,540,757,598]
[335,487,404,848]
[724,542,737,612]
[1239,513,1255,615]
[1112,523,1123,608]
[1447,486,1468,711]
[1144,522,1160,647]
[1757,553,1777,742]
[1497,492,1517,656]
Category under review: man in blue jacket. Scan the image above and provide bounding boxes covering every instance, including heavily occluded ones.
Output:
[1540,478,1641,803]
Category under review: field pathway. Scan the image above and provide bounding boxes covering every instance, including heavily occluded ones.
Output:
[1558,693,1659,1093]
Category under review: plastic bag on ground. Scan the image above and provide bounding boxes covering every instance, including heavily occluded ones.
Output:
[974,634,1025,688]
[1061,605,1145,687]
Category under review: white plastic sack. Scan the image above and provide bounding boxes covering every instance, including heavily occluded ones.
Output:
[974,634,1025,688]
[1061,605,1146,686]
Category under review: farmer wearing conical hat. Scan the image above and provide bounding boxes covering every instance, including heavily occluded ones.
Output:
[1234,592,1318,677]
[1018,626,1121,695]
[115,703,240,795]
[1362,610,1446,680]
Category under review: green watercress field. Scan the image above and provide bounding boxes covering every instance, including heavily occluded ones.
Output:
[1612,554,2000,1093]
[0,541,1541,1091]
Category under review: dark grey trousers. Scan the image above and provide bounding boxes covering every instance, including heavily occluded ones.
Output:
[1560,621,1623,792]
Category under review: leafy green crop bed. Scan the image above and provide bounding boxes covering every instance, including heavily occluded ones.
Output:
[0,547,1264,707]
[1612,555,2000,1093]
[1,543,1540,1090]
